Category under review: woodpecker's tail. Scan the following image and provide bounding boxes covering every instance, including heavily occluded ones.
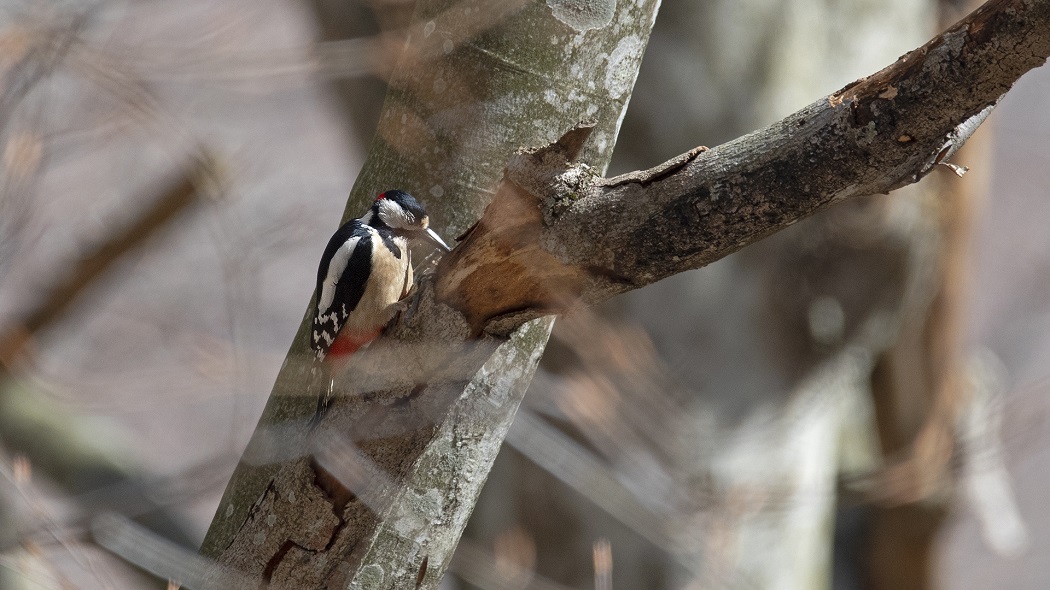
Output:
[309,328,381,426]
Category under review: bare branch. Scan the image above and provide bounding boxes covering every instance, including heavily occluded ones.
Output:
[436,0,1050,331]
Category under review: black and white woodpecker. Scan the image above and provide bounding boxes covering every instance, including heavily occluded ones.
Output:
[310,189,450,420]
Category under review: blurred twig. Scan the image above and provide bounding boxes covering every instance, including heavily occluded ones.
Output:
[0,155,218,370]
[506,409,676,554]
[92,512,255,590]
[593,539,612,590]
[4,452,236,556]
[0,11,87,135]
[450,537,577,590]
[0,156,221,586]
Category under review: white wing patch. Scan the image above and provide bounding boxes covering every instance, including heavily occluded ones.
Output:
[318,235,361,314]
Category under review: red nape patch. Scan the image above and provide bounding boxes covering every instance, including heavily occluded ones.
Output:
[376,191,387,201]
[327,328,382,359]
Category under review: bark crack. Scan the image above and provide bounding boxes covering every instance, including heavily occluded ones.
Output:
[310,457,352,535]
[601,145,708,188]
[263,539,313,583]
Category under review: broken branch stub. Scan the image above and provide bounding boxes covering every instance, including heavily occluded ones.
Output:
[434,124,597,335]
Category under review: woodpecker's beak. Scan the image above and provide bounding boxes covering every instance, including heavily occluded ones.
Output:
[422,228,451,252]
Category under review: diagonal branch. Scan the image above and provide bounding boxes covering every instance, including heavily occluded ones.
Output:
[435,0,1050,333]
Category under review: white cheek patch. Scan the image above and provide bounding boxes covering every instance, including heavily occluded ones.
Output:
[318,236,360,313]
[377,198,415,230]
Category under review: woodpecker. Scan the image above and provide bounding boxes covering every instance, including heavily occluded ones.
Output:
[310,189,450,420]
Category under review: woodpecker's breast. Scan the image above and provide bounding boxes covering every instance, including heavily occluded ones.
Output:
[343,228,410,334]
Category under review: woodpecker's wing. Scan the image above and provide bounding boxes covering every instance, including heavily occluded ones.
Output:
[313,221,374,361]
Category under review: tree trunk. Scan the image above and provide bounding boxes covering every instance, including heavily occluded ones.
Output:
[199,1,661,587]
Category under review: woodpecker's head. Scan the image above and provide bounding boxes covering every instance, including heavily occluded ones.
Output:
[370,189,451,252]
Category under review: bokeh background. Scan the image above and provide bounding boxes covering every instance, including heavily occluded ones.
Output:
[0,0,1047,588]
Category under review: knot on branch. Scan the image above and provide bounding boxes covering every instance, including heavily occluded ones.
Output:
[505,122,599,219]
